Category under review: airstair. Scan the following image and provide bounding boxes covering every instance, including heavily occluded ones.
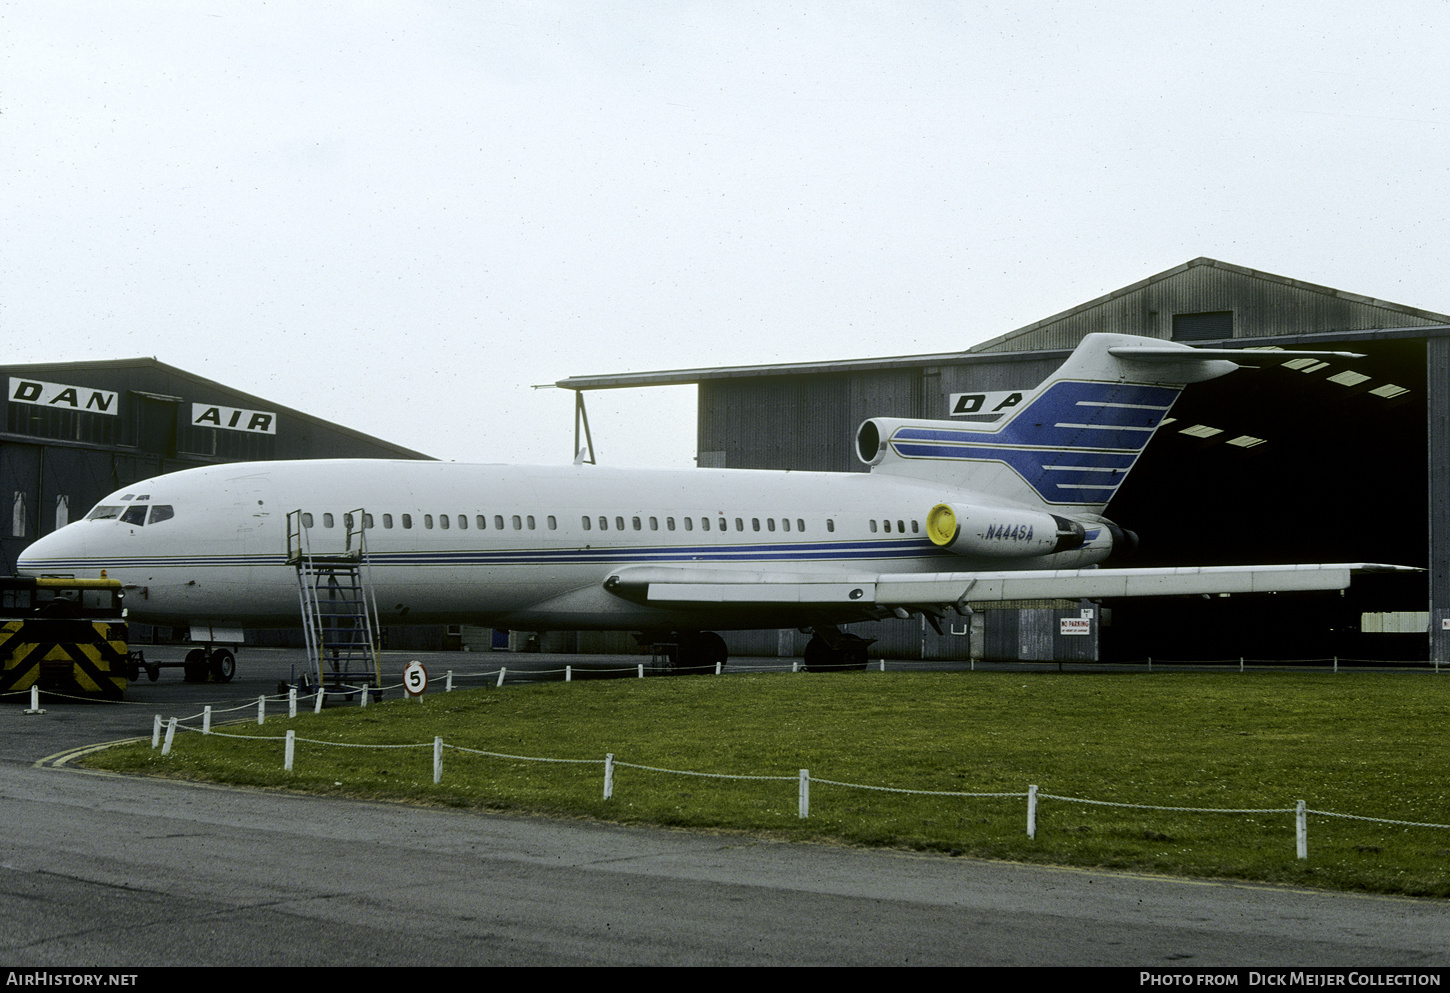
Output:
[286,509,383,699]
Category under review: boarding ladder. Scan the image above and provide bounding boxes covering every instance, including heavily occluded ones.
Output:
[286,509,383,699]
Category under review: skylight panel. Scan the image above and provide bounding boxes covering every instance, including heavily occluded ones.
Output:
[1179,424,1223,439]
[1327,370,1371,387]
[1369,383,1409,399]
[1226,435,1267,448]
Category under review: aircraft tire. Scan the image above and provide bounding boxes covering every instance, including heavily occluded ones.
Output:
[209,649,236,684]
[676,631,728,672]
[182,648,209,683]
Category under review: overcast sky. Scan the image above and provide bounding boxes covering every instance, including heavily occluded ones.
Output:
[4,1,1447,467]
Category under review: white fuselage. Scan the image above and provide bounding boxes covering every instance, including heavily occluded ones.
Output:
[16,459,1115,633]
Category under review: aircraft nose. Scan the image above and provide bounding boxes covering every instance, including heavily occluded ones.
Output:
[16,523,94,577]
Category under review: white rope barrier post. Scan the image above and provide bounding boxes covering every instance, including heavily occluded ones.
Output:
[566,665,572,682]
[715,661,722,675]
[288,688,297,718]
[152,714,162,748]
[433,737,443,784]
[24,685,45,715]
[798,769,810,818]
[1027,784,1038,839]
[496,667,506,687]
[284,730,295,771]
[604,753,614,799]
[314,688,325,713]
[445,670,454,693]
[161,718,177,756]
[637,663,644,679]
[257,695,266,725]
[360,685,368,708]
[1296,800,1308,859]
[202,706,212,734]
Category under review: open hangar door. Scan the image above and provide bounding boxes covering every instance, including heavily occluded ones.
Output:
[1099,336,1428,663]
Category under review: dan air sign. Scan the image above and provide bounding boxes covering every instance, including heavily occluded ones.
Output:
[191,404,277,435]
[8,378,118,415]
[949,390,1026,416]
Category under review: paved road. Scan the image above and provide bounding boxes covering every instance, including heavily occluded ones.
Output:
[3,649,1448,968]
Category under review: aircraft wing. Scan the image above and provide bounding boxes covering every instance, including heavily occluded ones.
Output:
[603,563,1416,614]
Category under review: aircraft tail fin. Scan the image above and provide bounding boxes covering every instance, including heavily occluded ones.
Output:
[857,333,1361,514]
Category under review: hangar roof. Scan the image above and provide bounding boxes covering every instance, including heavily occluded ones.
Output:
[3,355,433,460]
[557,257,1450,390]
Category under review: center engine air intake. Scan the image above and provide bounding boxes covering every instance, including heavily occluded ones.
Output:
[926,503,1086,558]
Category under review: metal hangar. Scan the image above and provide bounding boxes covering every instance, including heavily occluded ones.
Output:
[559,258,1450,664]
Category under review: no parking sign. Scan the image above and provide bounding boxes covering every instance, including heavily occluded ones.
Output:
[403,660,428,697]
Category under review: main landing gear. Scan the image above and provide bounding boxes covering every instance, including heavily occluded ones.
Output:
[802,626,874,672]
[652,631,729,672]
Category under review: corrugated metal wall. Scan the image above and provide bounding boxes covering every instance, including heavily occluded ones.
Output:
[978,261,1449,354]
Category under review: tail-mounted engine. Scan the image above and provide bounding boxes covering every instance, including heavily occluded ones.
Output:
[925,503,1087,559]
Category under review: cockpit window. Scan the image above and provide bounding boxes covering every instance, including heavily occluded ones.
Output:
[120,506,147,526]
[147,505,174,525]
[86,505,125,521]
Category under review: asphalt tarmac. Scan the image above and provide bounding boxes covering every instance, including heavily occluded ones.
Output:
[3,648,1448,968]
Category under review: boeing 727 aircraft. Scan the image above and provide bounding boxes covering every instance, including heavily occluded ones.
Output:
[16,333,1403,671]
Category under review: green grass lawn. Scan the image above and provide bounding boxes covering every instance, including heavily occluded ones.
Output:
[84,670,1450,897]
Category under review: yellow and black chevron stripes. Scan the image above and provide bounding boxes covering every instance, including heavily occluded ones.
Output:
[0,620,128,699]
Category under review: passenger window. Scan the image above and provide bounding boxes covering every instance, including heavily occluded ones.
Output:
[477,515,487,529]
[439,515,449,529]
[826,519,834,532]
[599,516,608,530]
[402,514,412,529]
[424,515,434,529]
[512,515,522,530]
[363,513,374,529]
[383,514,394,529]
[344,512,355,530]
[121,506,147,526]
[649,517,658,530]
[615,516,625,531]
[798,519,805,532]
[547,516,557,530]
[870,520,878,533]
[701,518,709,531]
[458,515,467,529]
[683,517,692,531]
[527,516,535,530]
[147,505,174,525]
[720,518,729,531]
[912,520,919,533]
[632,516,641,531]
[582,516,592,530]
[323,513,335,529]
[883,520,890,533]
[667,517,676,531]
[494,515,504,530]
[767,518,775,532]
[781,518,789,532]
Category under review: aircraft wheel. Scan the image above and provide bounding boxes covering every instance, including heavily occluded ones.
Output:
[209,648,236,683]
[677,631,728,672]
[182,648,209,682]
[802,636,837,672]
[146,664,160,682]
